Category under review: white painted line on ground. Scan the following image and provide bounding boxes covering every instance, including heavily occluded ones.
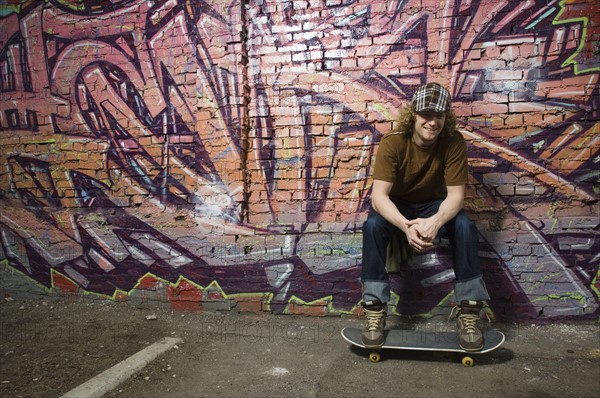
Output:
[60,337,182,398]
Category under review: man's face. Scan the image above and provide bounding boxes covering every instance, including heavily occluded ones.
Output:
[413,111,446,148]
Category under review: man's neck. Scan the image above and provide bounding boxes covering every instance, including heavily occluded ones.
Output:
[412,135,437,149]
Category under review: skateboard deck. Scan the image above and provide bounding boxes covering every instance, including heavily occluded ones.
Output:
[341,327,505,366]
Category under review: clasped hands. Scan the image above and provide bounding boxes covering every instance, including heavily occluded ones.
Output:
[404,217,440,253]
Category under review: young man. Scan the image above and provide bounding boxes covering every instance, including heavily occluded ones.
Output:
[361,82,490,352]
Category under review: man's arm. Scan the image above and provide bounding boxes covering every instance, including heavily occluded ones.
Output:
[371,179,466,252]
[371,179,409,232]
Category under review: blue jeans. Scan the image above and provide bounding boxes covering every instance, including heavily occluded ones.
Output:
[361,199,490,304]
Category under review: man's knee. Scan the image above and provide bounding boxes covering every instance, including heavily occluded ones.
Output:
[362,211,387,234]
[454,212,477,232]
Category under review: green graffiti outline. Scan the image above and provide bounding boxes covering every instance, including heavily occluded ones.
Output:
[553,0,600,75]
[591,268,600,301]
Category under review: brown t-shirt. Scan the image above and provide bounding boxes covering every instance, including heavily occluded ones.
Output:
[372,131,468,202]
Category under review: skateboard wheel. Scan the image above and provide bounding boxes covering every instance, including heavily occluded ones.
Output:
[369,352,381,363]
[462,356,474,367]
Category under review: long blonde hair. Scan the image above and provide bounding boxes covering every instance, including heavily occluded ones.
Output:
[393,103,458,137]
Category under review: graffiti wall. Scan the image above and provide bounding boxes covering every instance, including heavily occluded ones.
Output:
[0,0,598,319]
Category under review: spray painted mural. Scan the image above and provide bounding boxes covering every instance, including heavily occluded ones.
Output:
[0,0,598,319]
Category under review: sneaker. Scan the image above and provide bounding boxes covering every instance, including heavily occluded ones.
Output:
[456,300,485,352]
[361,300,387,348]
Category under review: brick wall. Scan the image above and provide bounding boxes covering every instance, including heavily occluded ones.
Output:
[0,0,598,320]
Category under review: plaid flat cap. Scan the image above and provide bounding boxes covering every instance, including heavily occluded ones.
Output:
[412,83,451,113]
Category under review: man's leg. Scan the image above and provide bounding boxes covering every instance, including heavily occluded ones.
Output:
[444,210,490,351]
[360,209,398,347]
[361,210,396,303]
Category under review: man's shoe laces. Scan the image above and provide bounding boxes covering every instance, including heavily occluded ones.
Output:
[459,313,480,334]
[364,308,384,331]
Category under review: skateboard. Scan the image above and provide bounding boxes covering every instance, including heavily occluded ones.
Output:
[341,327,505,366]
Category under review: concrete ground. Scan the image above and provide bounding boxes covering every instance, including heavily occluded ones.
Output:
[1,300,599,398]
